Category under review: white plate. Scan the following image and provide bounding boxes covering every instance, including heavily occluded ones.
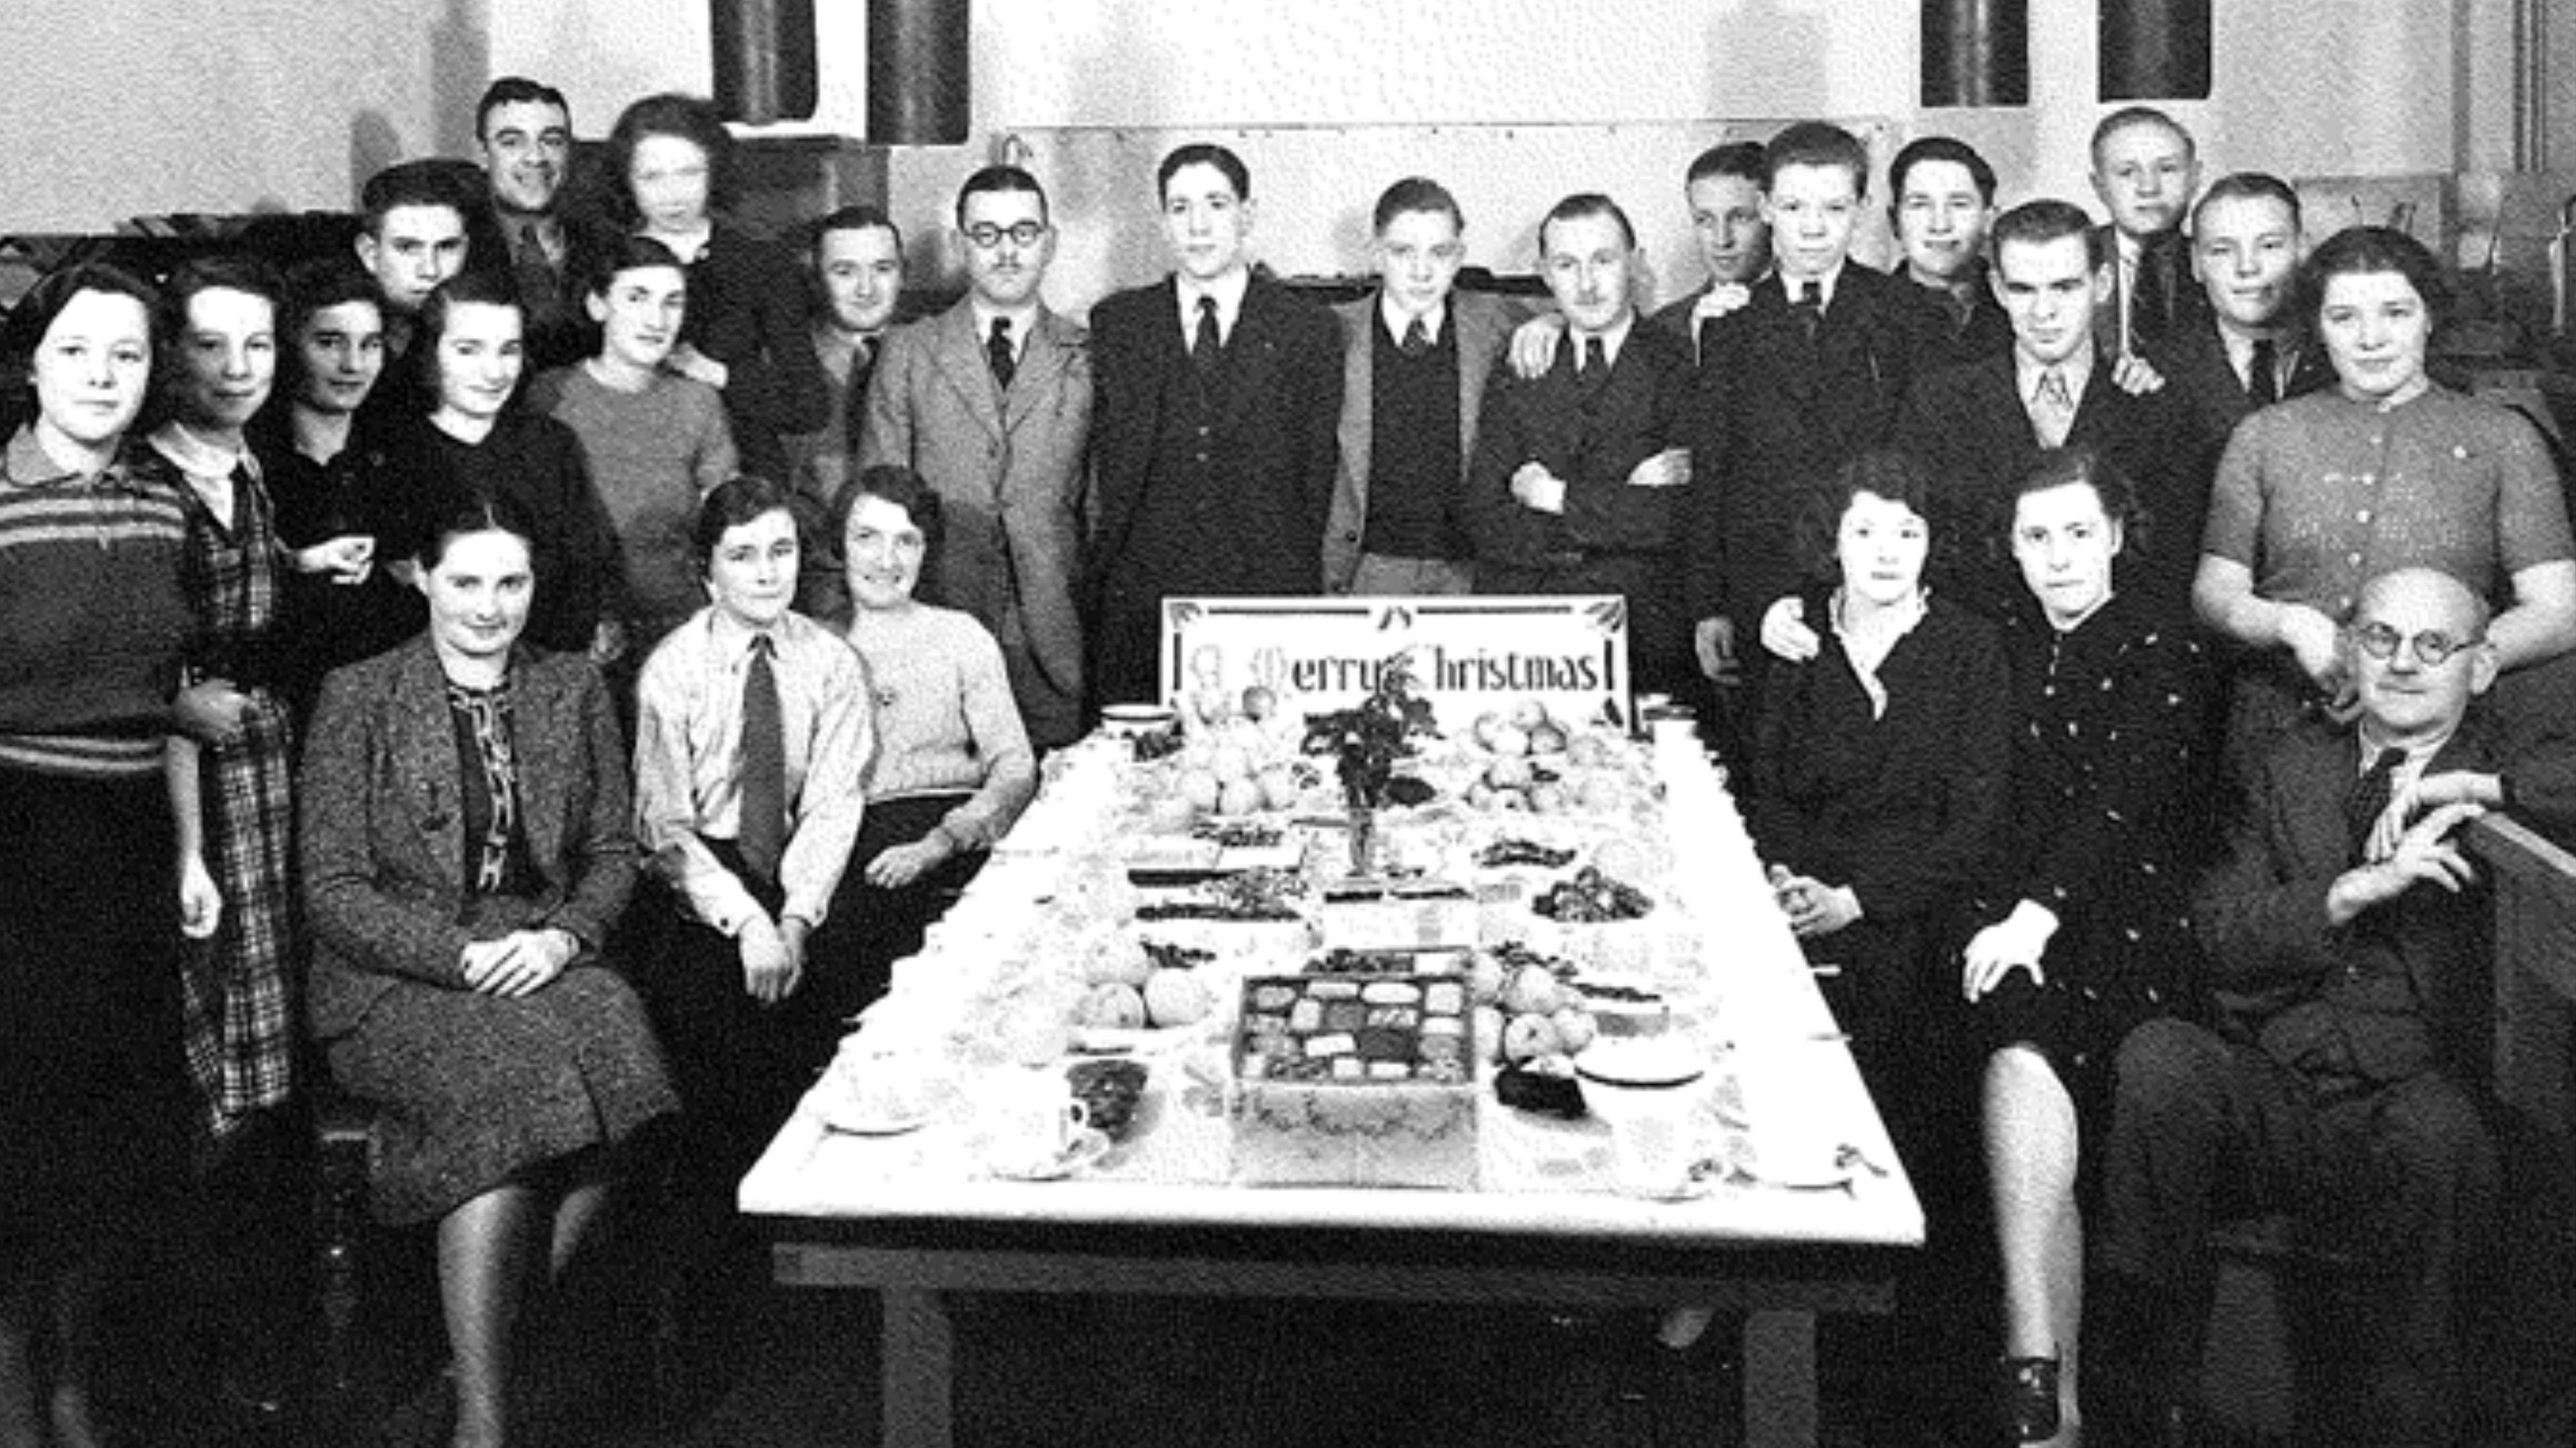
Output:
[987,1127,1112,1181]
[820,1100,938,1136]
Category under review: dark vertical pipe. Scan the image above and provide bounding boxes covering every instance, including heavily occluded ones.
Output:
[1923,0,2030,109]
[2100,0,2213,101]
[868,0,971,146]
[711,0,819,125]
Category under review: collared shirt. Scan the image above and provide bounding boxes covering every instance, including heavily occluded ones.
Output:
[148,419,260,522]
[2220,327,2289,398]
[1569,313,1637,370]
[1176,268,1252,346]
[2015,347,2096,414]
[633,605,875,934]
[2357,724,2455,797]
[500,213,566,268]
[1378,294,1447,348]
[971,301,1039,366]
[1783,261,1846,311]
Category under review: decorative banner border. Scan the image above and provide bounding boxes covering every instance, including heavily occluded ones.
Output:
[1163,595,1633,729]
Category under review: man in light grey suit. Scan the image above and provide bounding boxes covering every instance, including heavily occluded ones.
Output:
[1324,176,1521,596]
[860,165,1091,746]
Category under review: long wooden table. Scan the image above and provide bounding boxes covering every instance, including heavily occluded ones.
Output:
[740,736,1923,1447]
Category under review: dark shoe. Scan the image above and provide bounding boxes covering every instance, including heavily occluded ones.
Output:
[2000,1354,2061,1443]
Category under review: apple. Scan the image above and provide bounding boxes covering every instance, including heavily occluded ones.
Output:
[1527,781,1567,815]
[1503,964,1562,1016]
[1472,712,1504,749]
[1550,1005,1598,1054]
[1241,684,1277,720]
[1467,953,1507,1005]
[1257,767,1299,811]
[1085,942,1152,988]
[1487,755,1534,791]
[1527,722,1568,755]
[1178,769,1223,812]
[1472,1006,1507,1064]
[1146,795,1200,834]
[1574,774,1625,812]
[1143,968,1214,1027]
[1489,724,1530,758]
[1503,1011,1561,1062]
[1463,781,1497,812]
[1218,779,1265,816]
[1510,698,1550,730]
[1565,733,1610,768]
[1076,982,1147,1029]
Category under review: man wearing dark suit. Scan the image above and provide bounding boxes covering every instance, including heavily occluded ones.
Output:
[1087,143,1342,709]
[1324,176,1517,598]
[790,205,906,624]
[1886,135,2012,368]
[2090,105,2206,358]
[861,166,1092,748]
[1688,121,1938,702]
[1650,141,1773,360]
[476,76,612,374]
[2151,172,2334,484]
[1896,199,2196,620]
[2092,567,2575,1447]
[1464,193,1697,695]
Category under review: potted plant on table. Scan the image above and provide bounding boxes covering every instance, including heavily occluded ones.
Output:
[1301,655,1439,877]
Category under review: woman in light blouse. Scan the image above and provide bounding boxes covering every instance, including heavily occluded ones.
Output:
[840,463,1036,1002]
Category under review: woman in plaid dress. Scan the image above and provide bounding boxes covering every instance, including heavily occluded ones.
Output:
[154,257,374,1146]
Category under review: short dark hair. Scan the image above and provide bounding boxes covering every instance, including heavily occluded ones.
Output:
[274,258,386,416]
[360,158,477,238]
[414,270,524,410]
[2090,106,2195,168]
[418,492,537,573]
[1372,176,1463,235]
[1538,192,1636,254]
[476,76,570,142]
[606,93,735,222]
[2192,171,2302,234]
[956,166,1049,228]
[692,474,798,573]
[1888,136,1997,207]
[810,204,904,261]
[1989,199,2102,269]
[2304,225,2453,332]
[1684,142,1766,189]
[1762,122,1870,194]
[2014,445,2141,532]
[851,463,947,576]
[0,262,162,439]
[1157,144,1250,204]
[1794,450,1937,583]
[584,234,687,298]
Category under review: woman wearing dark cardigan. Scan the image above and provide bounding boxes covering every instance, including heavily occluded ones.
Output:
[1745,449,2010,1441]
[301,499,672,1448]
[605,92,828,486]
[1964,449,2213,1445]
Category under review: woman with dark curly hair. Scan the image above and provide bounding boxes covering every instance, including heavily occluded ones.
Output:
[605,92,828,486]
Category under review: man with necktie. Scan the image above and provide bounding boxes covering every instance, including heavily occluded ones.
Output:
[2089,106,2206,359]
[475,76,612,373]
[2151,173,2335,489]
[860,166,1093,748]
[1322,176,1524,602]
[2092,565,2576,1447]
[1464,193,1697,696]
[785,205,906,624]
[1886,135,2013,368]
[1086,142,1342,710]
[1686,121,1940,724]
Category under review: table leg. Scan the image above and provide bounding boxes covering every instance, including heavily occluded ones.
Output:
[1741,1308,1817,1448]
[881,1286,955,1448]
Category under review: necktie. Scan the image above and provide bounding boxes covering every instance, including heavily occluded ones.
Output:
[2247,337,2280,408]
[739,634,787,889]
[1577,335,1609,404]
[1400,317,1430,357]
[987,316,1016,390]
[1944,286,1972,333]
[2032,367,2077,447]
[513,225,558,326]
[2347,746,2406,864]
[1191,296,1222,376]
[1790,280,1823,341]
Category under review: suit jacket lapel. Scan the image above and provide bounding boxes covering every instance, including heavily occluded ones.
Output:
[1216,280,1287,433]
[930,302,1008,445]
[1005,306,1071,438]
[1338,303,1375,499]
[392,642,466,897]
[1452,294,1501,451]
[511,653,573,876]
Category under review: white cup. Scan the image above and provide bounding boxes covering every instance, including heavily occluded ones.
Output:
[985,1066,1091,1173]
[1575,1038,1710,1199]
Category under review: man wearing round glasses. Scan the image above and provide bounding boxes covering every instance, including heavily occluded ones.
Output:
[2092,565,2576,1445]
[859,165,1092,747]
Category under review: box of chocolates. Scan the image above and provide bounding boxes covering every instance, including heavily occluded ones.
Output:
[1228,973,1479,1188]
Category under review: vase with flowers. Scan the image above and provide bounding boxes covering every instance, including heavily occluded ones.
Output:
[1301,655,1440,878]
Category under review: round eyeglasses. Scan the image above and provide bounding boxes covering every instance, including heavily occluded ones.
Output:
[2349,620,2484,667]
[964,221,1048,249]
